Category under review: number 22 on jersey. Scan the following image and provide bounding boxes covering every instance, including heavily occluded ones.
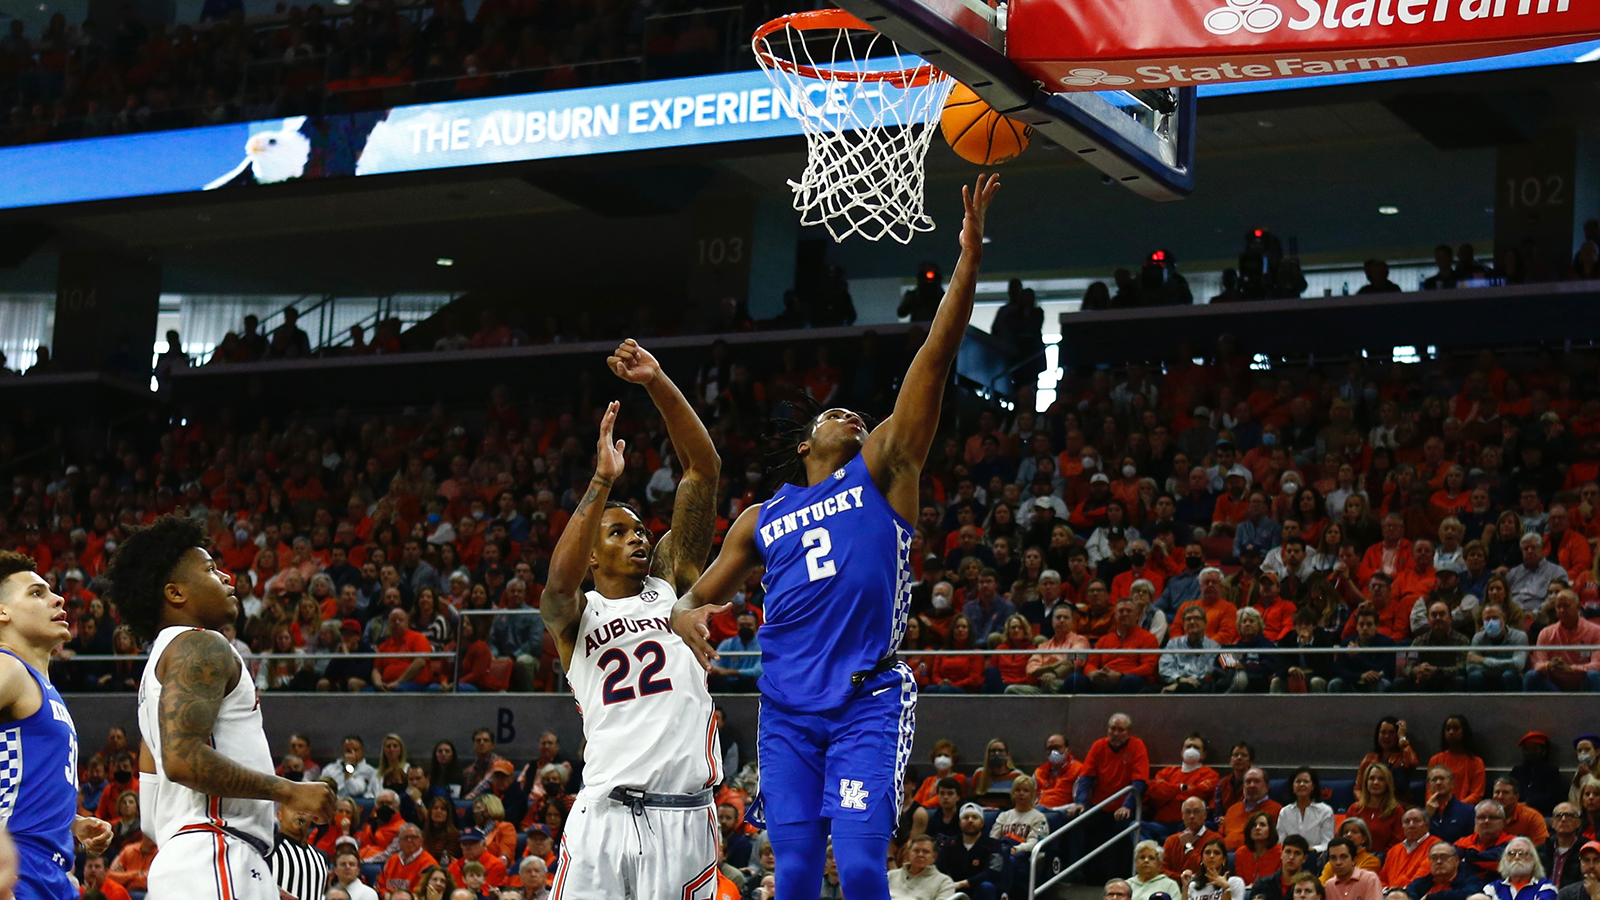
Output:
[598,641,674,705]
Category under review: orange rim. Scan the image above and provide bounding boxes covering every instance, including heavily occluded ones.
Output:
[752,8,945,88]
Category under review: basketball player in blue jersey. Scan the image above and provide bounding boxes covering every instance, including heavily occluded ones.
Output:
[0,552,113,900]
[671,174,1001,900]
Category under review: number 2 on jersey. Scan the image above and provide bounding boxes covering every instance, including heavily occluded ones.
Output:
[599,641,674,705]
[803,527,837,582]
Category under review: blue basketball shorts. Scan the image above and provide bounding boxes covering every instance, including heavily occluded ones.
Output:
[751,663,917,837]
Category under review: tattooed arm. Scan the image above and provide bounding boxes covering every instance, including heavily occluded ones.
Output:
[608,339,722,594]
[543,401,626,671]
[157,628,334,821]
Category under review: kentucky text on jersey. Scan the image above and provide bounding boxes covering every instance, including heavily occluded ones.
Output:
[758,486,867,547]
[582,615,673,658]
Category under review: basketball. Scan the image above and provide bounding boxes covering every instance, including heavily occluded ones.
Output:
[940,82,1032,165]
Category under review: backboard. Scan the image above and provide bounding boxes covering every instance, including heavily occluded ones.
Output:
[829,0,1198,200]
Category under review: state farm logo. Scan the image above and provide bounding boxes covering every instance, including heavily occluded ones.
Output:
[1204,0,1283,35]
[1059,67,1135,87]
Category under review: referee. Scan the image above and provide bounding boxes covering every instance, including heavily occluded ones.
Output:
[270,804,330,900]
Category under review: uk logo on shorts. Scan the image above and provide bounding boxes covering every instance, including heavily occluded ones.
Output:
[839,779,869,810]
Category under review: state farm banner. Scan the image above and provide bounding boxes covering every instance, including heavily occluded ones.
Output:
[1007,0,1600,90]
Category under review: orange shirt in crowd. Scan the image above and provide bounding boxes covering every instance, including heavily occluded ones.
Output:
[1358,540,1411,585]
[1547,529,1594,582]
[84,877,134,900]
[1145,764,1220,823]
[376,629,435,685]
[1033,758,1082,809]
[1236,845,1282,886]
[1084,629,1160,682]
[1222,798,1282,851]
[1077,736,1150,806]
[107,839,158,891]
[1504,802,1549,843]
[1162,827,1223,881]
[448,851,510,887]
[1379,835,1441,888]
[1177,598,1240,644]
[1428,751,1485,804]
[360,820,401,859]
[379,849,438,894]
[913,771,969,807]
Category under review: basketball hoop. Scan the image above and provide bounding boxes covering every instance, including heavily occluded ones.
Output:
[753,9,955,243]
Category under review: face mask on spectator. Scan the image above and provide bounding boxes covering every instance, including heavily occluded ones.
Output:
[934,755,953,771]
[235,529,249,544]
[1581,751,1595,766]
[1186,556,1203,571]
[283,770,304,782]
[1081,456,1096,471]
[1129,552,1147,568]
[1048,750,1066,766]
[113,769,133,784]
[746,470,762,483]
[932,594,951,611]
[473,510,485,520]
[988,751,1007,767]
[1364,387,1379,401]
[1261,433,1278,446]
[1483,618,1503,638]
[104,540,117,553]
[1182,747,1203,766]
[373,806,396,823]
[1122,465,1137,478]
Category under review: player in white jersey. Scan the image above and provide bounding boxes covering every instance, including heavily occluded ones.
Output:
[108,516,335,900]
[541,340,728,900]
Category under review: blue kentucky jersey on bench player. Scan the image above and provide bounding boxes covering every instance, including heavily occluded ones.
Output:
[754,452,914,713]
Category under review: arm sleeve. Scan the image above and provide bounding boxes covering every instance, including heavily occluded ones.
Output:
[1075,774,1095,807]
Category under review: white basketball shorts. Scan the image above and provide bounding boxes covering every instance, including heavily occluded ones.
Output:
[552,788,721,900]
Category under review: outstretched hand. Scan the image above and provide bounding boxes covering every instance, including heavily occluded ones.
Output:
[959,173,1002,254]
[596,401,626,481]
[673,602,731,670]
[608,339,660,385]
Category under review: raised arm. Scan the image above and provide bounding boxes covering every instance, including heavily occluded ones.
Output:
[542,401,626,670]
[608,339,722,595]
[670,503,763,668]
[864,175,1001,516]
[157,628,333,821]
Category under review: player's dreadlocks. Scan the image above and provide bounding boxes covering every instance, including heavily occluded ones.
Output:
[762,398,880,488]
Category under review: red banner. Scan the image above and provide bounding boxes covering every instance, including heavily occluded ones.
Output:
[1006,0,1600,90]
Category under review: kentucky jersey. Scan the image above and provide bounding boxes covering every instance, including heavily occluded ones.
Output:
[0,650,78,900]
[754,452,914,713]
[570,576,721,796]
[137,626,277,848]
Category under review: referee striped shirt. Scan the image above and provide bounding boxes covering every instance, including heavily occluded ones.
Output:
[269,831,329,900]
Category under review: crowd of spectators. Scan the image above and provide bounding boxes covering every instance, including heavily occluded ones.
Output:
[64,710,1600,900]
[0,0,786,147]
[886,712,1600,900]
[8,322,1600,695]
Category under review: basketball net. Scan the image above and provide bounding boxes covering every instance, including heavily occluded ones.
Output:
[753,10,955,244]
